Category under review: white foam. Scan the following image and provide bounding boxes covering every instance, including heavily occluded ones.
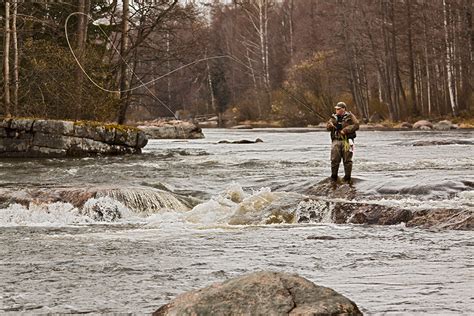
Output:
[0,202,87,227]
[0,197,142,227]
[358,190,474,211]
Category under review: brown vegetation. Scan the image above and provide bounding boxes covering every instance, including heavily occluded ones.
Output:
[1,1,472,126]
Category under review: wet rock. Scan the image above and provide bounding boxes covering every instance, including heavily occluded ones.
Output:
[0,186,193,216]
[398,122,413,129]
[327,201,414,226]
[303,178,358,200]
[433,120,458,130]
[153,271,362,316]
[307,235,337,240]
[407,209,473,230]
[413,120,433,129]
[411,139,473,146]
[218,138,263,144]
[138,120,204,139]
[0,118,147,157]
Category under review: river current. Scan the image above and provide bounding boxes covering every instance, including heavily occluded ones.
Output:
[0,128,473,314]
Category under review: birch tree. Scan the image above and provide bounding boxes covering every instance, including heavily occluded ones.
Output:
[3,0,11,117]
[443,0,458,116]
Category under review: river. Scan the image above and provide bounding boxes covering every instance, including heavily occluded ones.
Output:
[0,128,473,314]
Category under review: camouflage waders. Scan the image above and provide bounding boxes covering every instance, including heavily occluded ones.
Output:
[326,110,359,181]
[331,139,353,181]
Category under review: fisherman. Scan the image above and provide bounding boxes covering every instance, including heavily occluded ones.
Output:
[326,102,359,182]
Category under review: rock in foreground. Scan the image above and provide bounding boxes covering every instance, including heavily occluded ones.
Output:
[0,118,147,157]
[154,271,362,316]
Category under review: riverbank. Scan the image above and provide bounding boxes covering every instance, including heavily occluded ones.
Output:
[214,117,474,129]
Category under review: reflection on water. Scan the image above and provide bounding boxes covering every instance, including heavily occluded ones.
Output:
[0,128,473,314]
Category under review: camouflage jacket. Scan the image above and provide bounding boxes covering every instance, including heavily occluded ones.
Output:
[326,111,359,141]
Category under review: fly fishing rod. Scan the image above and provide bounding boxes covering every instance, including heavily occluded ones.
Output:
[280,86,327,121]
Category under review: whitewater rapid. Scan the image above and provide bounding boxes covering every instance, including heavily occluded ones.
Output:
[0,128,473,314]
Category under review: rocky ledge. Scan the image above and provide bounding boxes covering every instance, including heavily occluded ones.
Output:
[137,120,204,139]
[0,118,147,157]
[154,271,362,316]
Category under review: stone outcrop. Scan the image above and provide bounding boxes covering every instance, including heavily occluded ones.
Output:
[153,271,362,316]
[0,118,147,157]
[302,182,473,230]
[327,201,472,230]
[137,120,204,139]
[413,120,433,129]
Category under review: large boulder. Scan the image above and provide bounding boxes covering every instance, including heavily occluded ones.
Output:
[138,120,204,139]
[153,271,362,316]
[0,118,147,157]
[433,120,458,130]
[413,120,433,129]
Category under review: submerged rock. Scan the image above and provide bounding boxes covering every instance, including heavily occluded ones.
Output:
[153,271,362,316]
[0,118,147,157]
[411,139,473,146]
[218,138,263,144]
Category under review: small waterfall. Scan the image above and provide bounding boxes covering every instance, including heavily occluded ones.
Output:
[296,199,333,223]
[96,187,191,215]
[81,197,124,222]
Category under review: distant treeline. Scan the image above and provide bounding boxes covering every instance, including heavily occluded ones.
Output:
[1,0,472,125]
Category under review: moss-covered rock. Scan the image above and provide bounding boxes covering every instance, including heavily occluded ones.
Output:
[0,118,147,157]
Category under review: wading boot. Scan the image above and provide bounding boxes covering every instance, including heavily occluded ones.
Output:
[331,166,339,181]
[343,164,352,182]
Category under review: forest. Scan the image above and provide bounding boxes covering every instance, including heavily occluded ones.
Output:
[1,0,473,126]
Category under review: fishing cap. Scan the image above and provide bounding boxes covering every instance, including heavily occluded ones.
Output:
[335,102,347,109]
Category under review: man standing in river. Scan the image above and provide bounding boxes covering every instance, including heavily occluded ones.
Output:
[326,102,359,182]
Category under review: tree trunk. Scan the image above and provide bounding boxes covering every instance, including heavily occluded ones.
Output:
[117,0,130,124]
[3,0,11,117]
[12,0,18,115]
[75,0,86,119]
[206,51,216,114]
[443,0,458,116]
[287,0,294,58]
[406,0,418,115]
[422,3,432,115]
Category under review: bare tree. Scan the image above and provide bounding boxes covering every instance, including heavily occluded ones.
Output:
[443,0,458,116]
[74,0,89,119]
[117,0,131,124]
[11,0,18,115]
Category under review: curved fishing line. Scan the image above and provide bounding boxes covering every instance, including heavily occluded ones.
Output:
[66,11,227,137]
[65,12,230,94]
[73,12,178,123]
